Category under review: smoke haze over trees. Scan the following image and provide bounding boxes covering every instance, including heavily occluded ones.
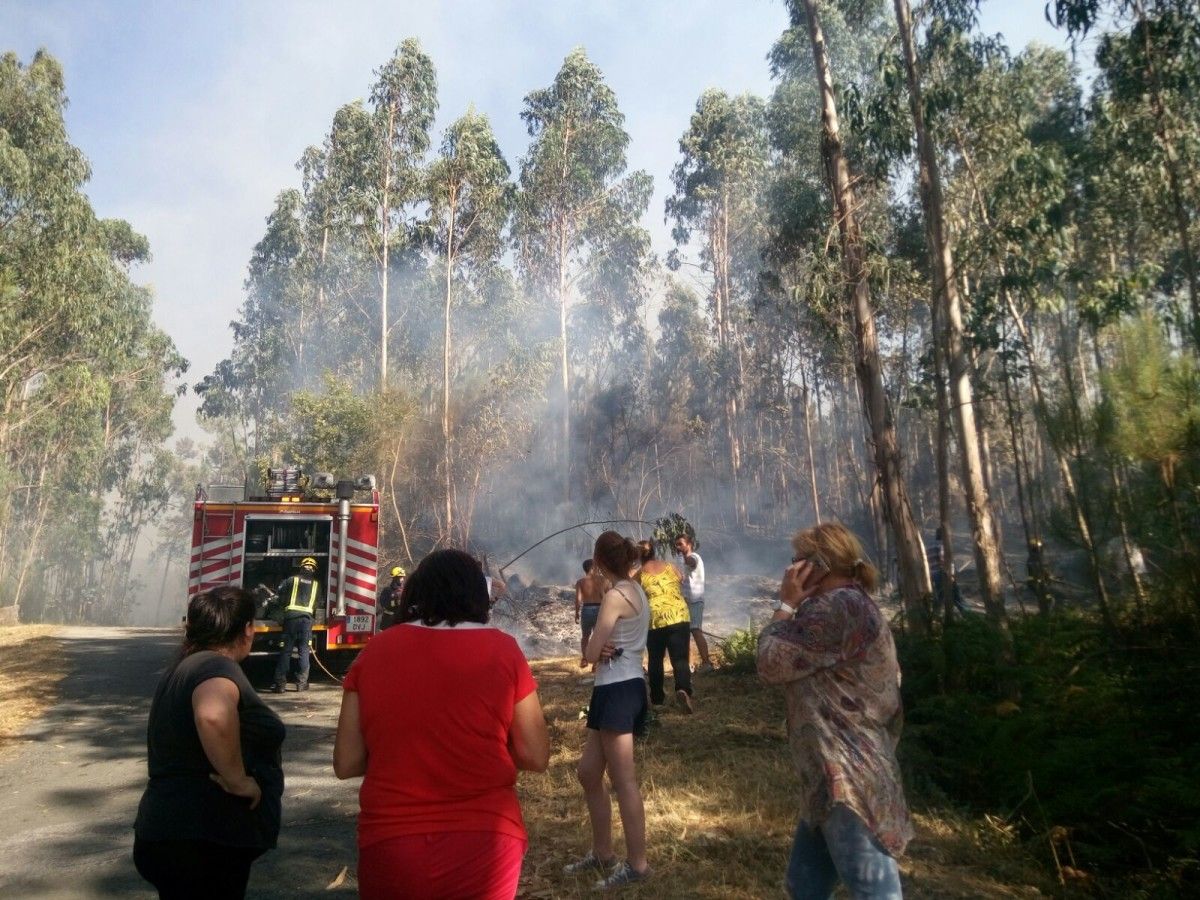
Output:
[4,1,1200,888]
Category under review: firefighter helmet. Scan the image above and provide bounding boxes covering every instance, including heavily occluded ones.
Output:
[391,566,406,578]
[299,556,318,572]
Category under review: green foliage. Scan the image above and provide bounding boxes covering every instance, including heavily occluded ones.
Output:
[717,624,760,674]
[0,50,184,619]
[1100,314,1200,469]
[275,374,382,479]
[898,608,1200,885]
[651,512,697,559]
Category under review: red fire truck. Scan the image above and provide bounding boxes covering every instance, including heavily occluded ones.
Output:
[188,468,381,667]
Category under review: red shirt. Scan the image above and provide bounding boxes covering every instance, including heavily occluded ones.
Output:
[343,622,537,848]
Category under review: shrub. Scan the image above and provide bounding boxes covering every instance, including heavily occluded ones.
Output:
[719,623,760,673]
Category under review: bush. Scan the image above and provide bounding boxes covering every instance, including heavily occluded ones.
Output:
[719,623,760,673]
[897,606,1200,891]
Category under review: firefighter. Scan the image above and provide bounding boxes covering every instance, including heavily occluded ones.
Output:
[377,566,406,630]
[1026,538,1054,616]
[271,556,322,693]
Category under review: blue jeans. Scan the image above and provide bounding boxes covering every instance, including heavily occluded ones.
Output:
[274,615,313,687]
[786,804,902,900]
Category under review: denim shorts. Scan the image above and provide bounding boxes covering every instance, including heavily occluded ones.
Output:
[586,678,648,734]
[580,604,600,640]
[686,600,704,629]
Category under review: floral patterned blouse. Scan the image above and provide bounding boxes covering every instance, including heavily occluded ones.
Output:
[757,584,913,856]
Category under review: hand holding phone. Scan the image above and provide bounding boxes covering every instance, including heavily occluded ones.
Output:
[781,555,828,610]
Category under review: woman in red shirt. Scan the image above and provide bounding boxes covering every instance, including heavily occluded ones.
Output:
[333,549,550,900]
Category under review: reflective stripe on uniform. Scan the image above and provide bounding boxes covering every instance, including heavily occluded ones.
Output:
[285,576,318,615]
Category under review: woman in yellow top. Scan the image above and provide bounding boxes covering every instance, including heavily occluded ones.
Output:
[636,541,694,713]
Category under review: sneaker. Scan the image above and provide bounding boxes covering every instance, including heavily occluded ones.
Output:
[594,861,651,890]
[297,683,309,692]
[269,684,284,694]
[675,689,694,714]
[563,851,616,876]
[696,662,715,674]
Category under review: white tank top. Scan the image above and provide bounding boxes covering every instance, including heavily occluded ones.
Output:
[594,579,648,686]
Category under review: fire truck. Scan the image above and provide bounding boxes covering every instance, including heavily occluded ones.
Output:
[188,467,381,668]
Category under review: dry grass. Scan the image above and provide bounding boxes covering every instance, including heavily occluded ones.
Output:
[0,625,66,753]
[516,657,1057,899]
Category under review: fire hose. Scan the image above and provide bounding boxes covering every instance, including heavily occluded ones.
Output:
[498,519,656,575]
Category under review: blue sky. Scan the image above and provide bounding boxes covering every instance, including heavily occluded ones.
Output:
[2,1,1073,437]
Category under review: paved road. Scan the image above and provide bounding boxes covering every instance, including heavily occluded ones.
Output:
[0,627,361,898]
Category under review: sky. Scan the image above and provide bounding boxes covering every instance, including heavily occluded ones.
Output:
[3,0,1075,441]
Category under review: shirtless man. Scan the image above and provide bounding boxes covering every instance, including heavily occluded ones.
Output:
[574,559,609,666]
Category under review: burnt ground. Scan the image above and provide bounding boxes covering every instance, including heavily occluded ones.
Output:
[492,573,784,658]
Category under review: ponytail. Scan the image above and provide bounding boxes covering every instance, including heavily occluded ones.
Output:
[594,531,640,579]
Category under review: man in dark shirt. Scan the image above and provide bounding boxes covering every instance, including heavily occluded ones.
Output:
[926,528,967,615]
[271,556,322,692]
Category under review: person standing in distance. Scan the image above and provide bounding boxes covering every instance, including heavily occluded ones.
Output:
[271,556,321,693]
[574,559,608,668]
[377,566,406,631]
[673,533,713,672]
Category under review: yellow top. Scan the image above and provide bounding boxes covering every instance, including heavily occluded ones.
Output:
[639,567,690,630]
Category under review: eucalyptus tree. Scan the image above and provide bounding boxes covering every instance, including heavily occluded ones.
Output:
[666,89,770,526]
[195,189,304,462]
[514,47,652,504]
[369,39,437,391]
[426,109,512,543]
[1051,0,1200,351]
[296,100,380,376]
[0,51,185,620]
[889,0,1006,622]
[786,0,933,629]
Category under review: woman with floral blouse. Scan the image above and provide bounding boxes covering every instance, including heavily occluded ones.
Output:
[757,522,912,900]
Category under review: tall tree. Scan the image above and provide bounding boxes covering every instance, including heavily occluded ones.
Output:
[515,47,652,504]
[667,89,770,526]
[891,0,1007,623]
[369,39,437,391]
[792,0,933,630]
[426,109,512,543]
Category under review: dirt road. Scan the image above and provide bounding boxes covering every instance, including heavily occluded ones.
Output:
[0,627,360,898]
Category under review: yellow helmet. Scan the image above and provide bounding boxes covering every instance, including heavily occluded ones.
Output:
[391,566,406,578]
[300,557,318,571]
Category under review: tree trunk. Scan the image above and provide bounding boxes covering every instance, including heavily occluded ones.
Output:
[894,0,1005,624]
[557,217,571,506]
[1005,290,1115,629]
[379,105,396,392]
[801,367,822,522]
[801,0,932,631]
[931,286,956,629]
[443,186,457,546]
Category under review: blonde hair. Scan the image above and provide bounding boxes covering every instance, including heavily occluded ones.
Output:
[791,522,878,592]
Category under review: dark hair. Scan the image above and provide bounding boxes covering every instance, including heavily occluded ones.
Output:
[593,531,640,581]
[183,586,256,656]
[636,540,656,563]
[582,558,594,574]
[398,549,490,626]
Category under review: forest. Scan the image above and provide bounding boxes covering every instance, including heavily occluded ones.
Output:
[2,0,1198,893]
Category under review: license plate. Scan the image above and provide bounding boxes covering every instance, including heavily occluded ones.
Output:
[345,614,373,633]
